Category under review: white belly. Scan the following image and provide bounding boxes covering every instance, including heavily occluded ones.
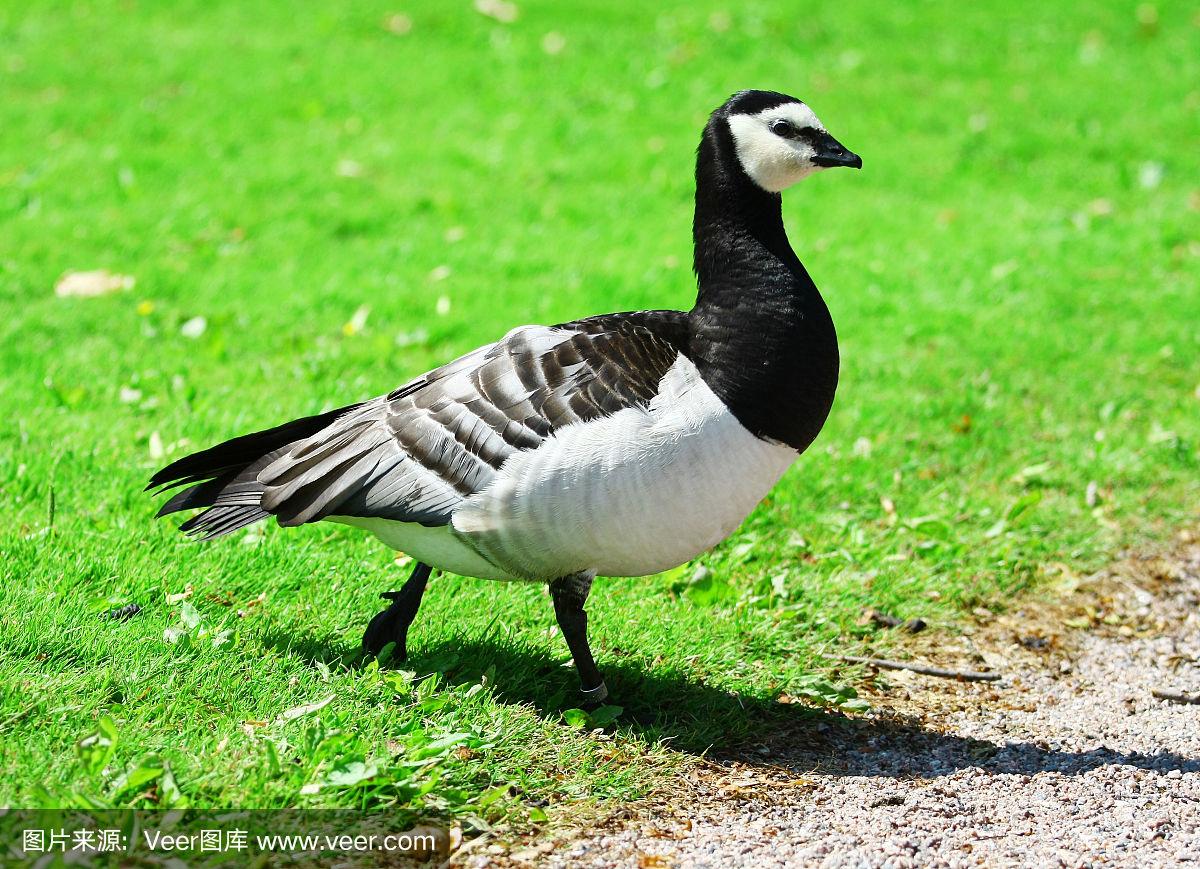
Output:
[327,516,522,581]
[450,356,797,580]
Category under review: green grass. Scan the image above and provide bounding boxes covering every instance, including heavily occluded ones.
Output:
[1,0,1197,829]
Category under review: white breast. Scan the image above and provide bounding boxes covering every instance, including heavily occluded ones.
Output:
[450,355,797,580]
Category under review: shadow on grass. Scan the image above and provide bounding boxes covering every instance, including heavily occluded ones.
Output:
[258,629,1200,780]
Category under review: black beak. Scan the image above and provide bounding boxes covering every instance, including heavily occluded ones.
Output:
[810,131,862,169]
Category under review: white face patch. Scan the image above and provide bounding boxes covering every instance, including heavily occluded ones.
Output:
[726,102,828,193]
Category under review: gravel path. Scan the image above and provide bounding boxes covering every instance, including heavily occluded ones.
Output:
[529,543,1200,868]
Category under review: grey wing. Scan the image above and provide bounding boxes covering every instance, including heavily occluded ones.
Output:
[254,313,687,529]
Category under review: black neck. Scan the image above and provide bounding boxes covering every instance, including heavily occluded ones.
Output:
[686,119,839,452]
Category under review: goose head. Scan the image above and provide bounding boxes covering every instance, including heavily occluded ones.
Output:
[715,90,861,193]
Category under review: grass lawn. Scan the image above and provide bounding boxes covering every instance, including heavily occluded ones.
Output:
[1,0,1197,831]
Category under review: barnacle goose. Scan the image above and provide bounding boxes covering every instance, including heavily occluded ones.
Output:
[149,90,860,704]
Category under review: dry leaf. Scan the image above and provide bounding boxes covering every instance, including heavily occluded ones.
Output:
[277,694,335,724]
[989,260,1018,281]
[1138,161,1164,190]
[180,316,207,339]
[475,0,518,23]
[343,305,370,336]
[55,270,135,298]
[383,13,412,35]
[637,855,671,868]
[148,431,165,460]
[165,585,193,604]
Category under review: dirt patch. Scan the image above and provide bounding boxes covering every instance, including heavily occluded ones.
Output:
[476,539,1200,868]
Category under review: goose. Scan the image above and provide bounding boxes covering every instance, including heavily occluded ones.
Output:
[149,89,860,705]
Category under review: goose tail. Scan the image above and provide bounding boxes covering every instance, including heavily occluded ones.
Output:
[147,403,361,540]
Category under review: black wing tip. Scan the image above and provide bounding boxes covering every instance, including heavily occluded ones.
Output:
[145,469,176,493]
[145,466,204,496]
[143,402,365,497]
[177,505,268,540]
[146,449,205,491]
[145,405,369,535]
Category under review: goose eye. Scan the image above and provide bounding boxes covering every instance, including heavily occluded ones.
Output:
[769,119,796,138]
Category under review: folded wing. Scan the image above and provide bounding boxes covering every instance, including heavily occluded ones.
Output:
[151,311,687,538]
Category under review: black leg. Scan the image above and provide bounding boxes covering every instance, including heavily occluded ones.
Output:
[549,572,608,706]
[362,562,432,659]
